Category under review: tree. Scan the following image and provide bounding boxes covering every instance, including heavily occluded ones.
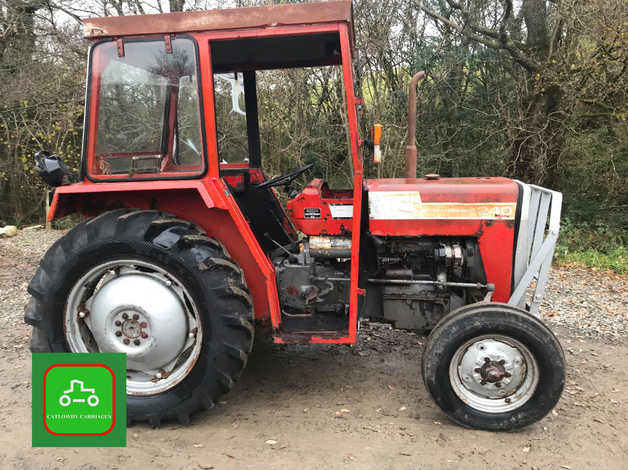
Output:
[416,0,626,192]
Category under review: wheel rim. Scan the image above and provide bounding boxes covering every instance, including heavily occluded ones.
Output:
[448,334,539,413]
[64,259,203,396]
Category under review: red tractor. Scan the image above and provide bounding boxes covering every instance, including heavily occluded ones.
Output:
[25,1,565,430]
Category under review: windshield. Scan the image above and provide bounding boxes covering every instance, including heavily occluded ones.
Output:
[88,37,203,178]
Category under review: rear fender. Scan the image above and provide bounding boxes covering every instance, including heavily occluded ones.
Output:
[48,179,278,323]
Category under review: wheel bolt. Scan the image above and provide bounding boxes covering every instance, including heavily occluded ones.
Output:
[133,314,139,320]
[115,320,121,326]
[140,322,147,328]
[134,339,140,346]
[141,332,148,339]
[122,313,128,320]
[115,331,122,337]
[123,338,130,345]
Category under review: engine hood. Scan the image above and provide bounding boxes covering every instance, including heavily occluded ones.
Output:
[367,177,519,221]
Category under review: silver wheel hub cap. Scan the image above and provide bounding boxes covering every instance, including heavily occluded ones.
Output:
[88,274,187,371]
[449,334,539,413]
[64,260,202,396]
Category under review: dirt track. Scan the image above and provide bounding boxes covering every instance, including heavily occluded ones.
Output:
[1,229,627,469]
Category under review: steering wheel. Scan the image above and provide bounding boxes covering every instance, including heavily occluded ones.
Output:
[255,163,314,189]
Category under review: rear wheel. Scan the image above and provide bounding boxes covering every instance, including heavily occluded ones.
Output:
[25,209,254,425]
[422,302,565,431]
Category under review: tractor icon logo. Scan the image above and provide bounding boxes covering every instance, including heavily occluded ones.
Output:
[58,379,99,407]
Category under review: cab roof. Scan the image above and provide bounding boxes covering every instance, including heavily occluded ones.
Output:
[83,1,354,46]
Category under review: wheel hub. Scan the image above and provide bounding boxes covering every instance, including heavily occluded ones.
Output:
[477,358,511,385]
[87,274,188,371]
[449,335,539,413]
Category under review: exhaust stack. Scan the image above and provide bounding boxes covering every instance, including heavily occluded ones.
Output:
[405,71,425,179]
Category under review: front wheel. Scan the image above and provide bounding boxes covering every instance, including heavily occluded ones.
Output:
[26,209,254,426]
[422,302,565,431]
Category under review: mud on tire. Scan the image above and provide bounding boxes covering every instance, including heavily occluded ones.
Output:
[25,209,254,426]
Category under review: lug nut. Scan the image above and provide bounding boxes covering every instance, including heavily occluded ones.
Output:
[115,320,121,326]
[134,339,140,345]
[115,331,122,337]
[133,314,139,320]
[140,322,147,328]
[141,332,148,338]
[122,313,128,320]
[123,338,130,345]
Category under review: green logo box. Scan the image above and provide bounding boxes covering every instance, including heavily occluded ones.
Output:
[32,353,126,447]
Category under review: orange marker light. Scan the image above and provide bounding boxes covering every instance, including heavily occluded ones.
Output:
[373,124,382,145]
[373,124,383,164]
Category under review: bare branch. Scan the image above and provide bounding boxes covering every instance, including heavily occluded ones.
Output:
[416,0,539,73]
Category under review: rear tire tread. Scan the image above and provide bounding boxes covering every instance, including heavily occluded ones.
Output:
[26,208,254,426]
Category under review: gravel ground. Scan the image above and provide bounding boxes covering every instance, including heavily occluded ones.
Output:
[544,265,628,341]
[1,228,627,469]
[0,228,65,340]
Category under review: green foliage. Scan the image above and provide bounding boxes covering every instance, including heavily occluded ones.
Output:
[555,217,627,273]
[558,126,628,229]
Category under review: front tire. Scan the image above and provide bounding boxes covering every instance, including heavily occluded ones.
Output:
[25,209,254,426]
[422,302,565,431]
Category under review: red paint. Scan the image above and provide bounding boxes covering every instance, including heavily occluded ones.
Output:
[367,177,518,203]
[287,178,353,235]
[49,180,275,323]
[339,21,362,344]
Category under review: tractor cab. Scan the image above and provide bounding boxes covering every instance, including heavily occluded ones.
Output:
[71,1,364,342]
[78,1,360,258]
